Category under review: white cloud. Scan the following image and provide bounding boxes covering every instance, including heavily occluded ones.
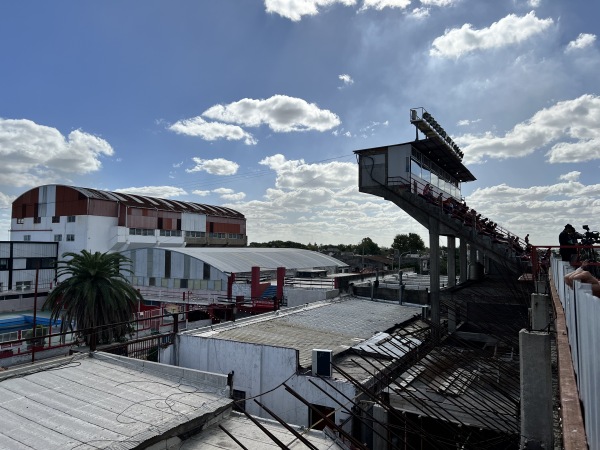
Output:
[264,0,356,21]
[528,0,541,7]
[192,190,211,197]
[458,94,600,164]
[0,118,114,187]
[430,11,553,58]
[420,0,455,6]
[360,0,411,11]
[0,192,14,209]
[338,74,354,87]
[559,171,580,182]
[259,154,357,189]
[566,33,596,52]
[115,186,188,198]
[186,158,240,175]
[202,95,341,133]
[213,188,246,201]
[409,7,430,18]
[457,118,480,126]
[465,176,600,244]
[173,161,183,168]
[169,116,257,145]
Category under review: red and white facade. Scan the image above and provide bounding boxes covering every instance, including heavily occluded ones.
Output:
[10,185,247,254]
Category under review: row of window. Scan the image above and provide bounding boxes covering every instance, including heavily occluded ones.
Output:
[128,229,244,239]
[18,216,76,224]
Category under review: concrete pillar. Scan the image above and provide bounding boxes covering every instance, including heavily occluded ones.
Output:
[519,329,553,449]
[372,404,388,450]
[459,239,467,283]
[429,218,440,328]
[448,304,457,333]
[447,236,456,287]
[469,244,477,265]
[531,293,550,331]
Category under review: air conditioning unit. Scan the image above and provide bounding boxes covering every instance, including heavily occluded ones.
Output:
[312,349,332,377]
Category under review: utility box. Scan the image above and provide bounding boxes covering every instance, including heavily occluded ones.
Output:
[312,349,332,377]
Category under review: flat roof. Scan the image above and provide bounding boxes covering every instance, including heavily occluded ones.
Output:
[182,412,343,449]
[186,298,421,368]
[126,247,349,274]
[0,352,231,449]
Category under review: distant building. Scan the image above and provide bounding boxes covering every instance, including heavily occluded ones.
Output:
[10,184,247,254]
[0,241,57,312]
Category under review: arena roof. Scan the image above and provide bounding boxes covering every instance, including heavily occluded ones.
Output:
[25,185,244,218]
[126,247,349,274]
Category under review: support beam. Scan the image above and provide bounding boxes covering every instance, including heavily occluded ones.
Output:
[429,217,440,328]
[447,236,456,287]
[531,293,550,331]
[459,238,467,283]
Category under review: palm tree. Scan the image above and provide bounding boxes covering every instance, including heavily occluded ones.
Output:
[44,250,143,350]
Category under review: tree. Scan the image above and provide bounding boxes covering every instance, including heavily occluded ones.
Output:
[43,250,143,349]
[391,233,426,255]
[357,237,381,255]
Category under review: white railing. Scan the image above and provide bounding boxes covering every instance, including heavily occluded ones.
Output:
[551,257,600,449]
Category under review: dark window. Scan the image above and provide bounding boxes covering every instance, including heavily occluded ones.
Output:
[67,216,76,223]
[180,279,188,289]
[0,259,9,271]
[157,218,163,229]
[54,234,62,242]
[149,277,156,286]
[23,235,31,241]
[232,390,246,412]
[26,258,55,270]
[33,217,41,224]
[52,216,60,223]
[66,234,75,241]
[309,404,335,431]
[17,218,24,224]
[203,263,211,280]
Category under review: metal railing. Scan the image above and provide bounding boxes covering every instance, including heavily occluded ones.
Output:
[551,256,600,449]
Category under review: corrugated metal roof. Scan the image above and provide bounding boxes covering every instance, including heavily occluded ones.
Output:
[183,412,343,449]
[0,352,231,449]
[64,185,245,218]
[188,299,421,367]
[135,247,349,274]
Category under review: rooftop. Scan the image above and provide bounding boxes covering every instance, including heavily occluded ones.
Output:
[186,298,421,368]
[0,352,231,449]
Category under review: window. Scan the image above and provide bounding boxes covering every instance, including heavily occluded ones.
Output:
[159,229,182,237]
[209,232,226,239]
[16,281,32,291]
[232,390,246,412]
[52,216,60,223]
[23,235,31,241]
[180,279,188,289]
[54,234,62,242]
[0,259,9,271]
[149,277,156,287]
[185,231,205,238]
[33,217,41,224]
[66,234,75,241]
[17,218,24,224]
[26,258,55,270]
[129,228,155,236]
[67,216,76,222]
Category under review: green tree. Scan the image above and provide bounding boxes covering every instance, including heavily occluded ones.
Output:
[357,237,381,255]
[391,233,426,255]
[43,250,143,349]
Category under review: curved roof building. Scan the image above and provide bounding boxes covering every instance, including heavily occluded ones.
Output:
[10,185,247,253]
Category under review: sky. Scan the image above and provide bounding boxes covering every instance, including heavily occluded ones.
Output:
[1,0,599,249]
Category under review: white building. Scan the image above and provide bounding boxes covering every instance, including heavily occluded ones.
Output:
[159,298,423,430]
[10,184,247,255]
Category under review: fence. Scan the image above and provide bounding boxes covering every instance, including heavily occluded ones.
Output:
[551,256,600,449]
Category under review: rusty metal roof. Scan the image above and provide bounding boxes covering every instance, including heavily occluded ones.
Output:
[68,185,244,218]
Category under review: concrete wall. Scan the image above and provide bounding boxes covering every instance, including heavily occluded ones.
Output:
[172,334,355,428]
[285,288,339,307]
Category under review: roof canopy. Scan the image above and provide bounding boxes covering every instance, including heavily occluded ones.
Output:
[126,247,348,274]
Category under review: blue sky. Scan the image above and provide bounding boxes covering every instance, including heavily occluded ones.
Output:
[1,0,599,247]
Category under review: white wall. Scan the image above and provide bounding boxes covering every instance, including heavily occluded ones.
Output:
[174,335,355,428]
[387,144,410,180]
